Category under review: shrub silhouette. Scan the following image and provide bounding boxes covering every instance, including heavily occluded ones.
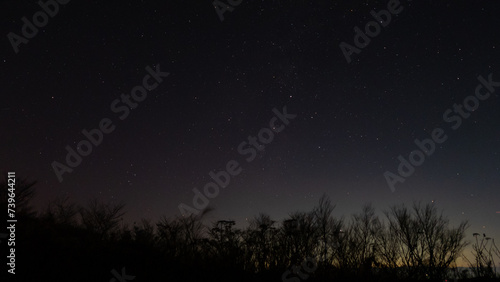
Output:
[5,181,499,282]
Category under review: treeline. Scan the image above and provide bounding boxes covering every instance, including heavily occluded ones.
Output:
[1,179,499,282]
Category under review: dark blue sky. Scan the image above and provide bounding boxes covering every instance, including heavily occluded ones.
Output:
[1,0,499,266]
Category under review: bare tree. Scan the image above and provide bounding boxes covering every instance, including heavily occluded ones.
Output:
[79,198,125,240]
[464,233,500,278]
[288,211,319,262]
[133,218,156,245]
[385,204,423,278]
[156,215,183,258]
[244,213,278,272]
[350,204,382,277]
[413,202,468,279]
[312,194,337,265]
[156,207,213,264]
[328,204,381,278]
[376,219,400,271]
[206,220,245,268]
[384,202,468,280]
[43,196,78,226]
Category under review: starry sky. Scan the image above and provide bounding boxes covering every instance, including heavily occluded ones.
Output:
[1,0,499,264]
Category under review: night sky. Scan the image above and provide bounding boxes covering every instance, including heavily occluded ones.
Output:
[1,0,499,264]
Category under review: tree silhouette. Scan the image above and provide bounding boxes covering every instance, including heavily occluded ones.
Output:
[312,193,338,266]
[43,196,78,226]
[5,184,480,282]
[464,232,500,278]
[79,198,125,240]
[384,202,469,280]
